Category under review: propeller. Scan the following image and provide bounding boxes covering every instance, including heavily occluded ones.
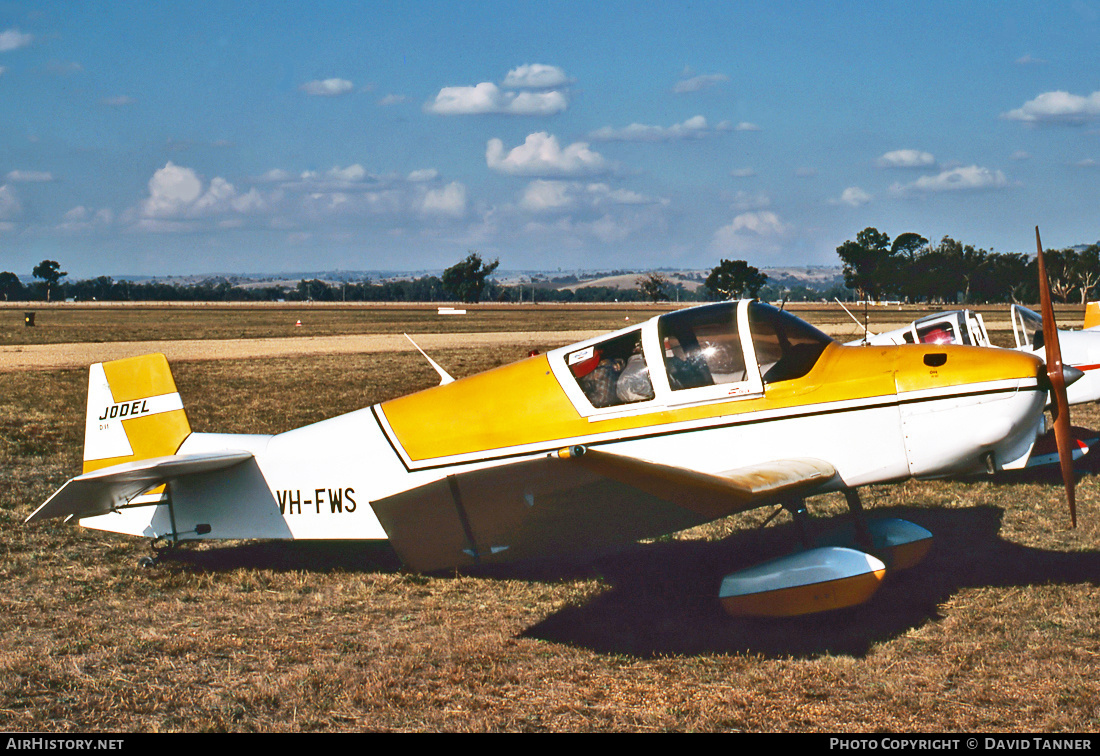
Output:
[1035,227,1077,527]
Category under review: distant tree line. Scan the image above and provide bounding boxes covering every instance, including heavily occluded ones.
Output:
[21,228,1087,309]
[0,253,663,304]
[836,227,1100,304]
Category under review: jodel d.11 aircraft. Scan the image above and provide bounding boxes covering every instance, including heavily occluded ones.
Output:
[26,231,1084,617]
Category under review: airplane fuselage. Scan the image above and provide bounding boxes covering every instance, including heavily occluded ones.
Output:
[82,303,1047,555]
[74,301,1049,571]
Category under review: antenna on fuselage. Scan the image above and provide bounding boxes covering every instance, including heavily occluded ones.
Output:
[404,333,455,385]
[836,298,871,344]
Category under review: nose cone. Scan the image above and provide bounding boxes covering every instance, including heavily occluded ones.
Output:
[1062,364,1085,388]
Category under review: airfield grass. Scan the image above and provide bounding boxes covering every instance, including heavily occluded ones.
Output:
[0,303,677,347]
[1,307,1098,732]
[1,300,1084,347]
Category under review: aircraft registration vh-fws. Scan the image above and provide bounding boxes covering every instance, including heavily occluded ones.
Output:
[26,230,1086,617]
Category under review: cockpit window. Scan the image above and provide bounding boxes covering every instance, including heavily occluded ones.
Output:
[1014,306,1044,349]
[748,302,833,384]
[658,302,747,390]
[916,323,957,345]
[565,329,654,408]
[913,312,970,345]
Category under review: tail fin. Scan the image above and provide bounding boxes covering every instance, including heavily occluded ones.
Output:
[83,354,191,474]
[28,354,269,531]
[1084,302,1100,331]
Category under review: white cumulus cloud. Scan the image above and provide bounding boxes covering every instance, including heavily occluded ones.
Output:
[877,149,936,169]
[259,169,293,183]
[282,164,381,191]
[892,165,1008,195]
[521,180,574,211]
[585,183,659,206]
[426,81,567,115]
[711,211,787,255]
[139,162,269,223]
[589,115,720,142]
[712,213,792,257]
[0,185,22,219]
[831,187,872,207]
[57,206,114,233]
[520,180,660,212]
[502,64,569,89]
[0,28,33,51]
[142,163,203,218]
[486,133,610,177]
[299,78,354,96]
[421,181,467,217]
[673,73,729,93]
[6,170,54,182]
[730,191,771,212]
[1003,90,1100,124]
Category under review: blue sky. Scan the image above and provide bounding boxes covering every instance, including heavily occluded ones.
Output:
[2,1,1099,278]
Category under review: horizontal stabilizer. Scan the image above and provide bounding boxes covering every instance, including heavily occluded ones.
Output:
[25,450,253,524]
[1025,426,1097,469]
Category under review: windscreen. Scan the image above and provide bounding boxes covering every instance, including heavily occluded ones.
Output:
[748,302,833,384]
[1014,306,1044,349]
[657,302,747,390]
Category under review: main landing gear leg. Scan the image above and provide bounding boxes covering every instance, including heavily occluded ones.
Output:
[721,496,889,617]
[782,498,813,550]
[718,489,934,617]
[843,488,875,553]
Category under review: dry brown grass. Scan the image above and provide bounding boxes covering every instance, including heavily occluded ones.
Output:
[2,300,1084,347]
[0,302,674,346]
[1,306,1098,732]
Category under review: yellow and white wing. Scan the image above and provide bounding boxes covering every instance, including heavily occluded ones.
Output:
[370,450,836,572]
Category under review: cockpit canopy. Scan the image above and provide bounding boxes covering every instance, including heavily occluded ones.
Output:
[559,301,833,414]
[1011,305,1044,350]
[855,310,990,348]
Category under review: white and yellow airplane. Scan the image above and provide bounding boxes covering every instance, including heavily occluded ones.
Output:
[846,304,1100,407]
[26,232,1083,617]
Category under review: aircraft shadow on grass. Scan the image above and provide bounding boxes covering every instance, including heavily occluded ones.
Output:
[164,493,1099,660]
[518,503,1100,659]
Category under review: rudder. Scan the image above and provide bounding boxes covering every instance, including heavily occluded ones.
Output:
[83,354,191,474]
[1084,301,1100,331]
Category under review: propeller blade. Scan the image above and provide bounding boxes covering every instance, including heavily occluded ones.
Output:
[1036,227,1077,527]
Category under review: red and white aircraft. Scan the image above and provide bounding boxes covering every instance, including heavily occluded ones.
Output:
[26,231,1083,617]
